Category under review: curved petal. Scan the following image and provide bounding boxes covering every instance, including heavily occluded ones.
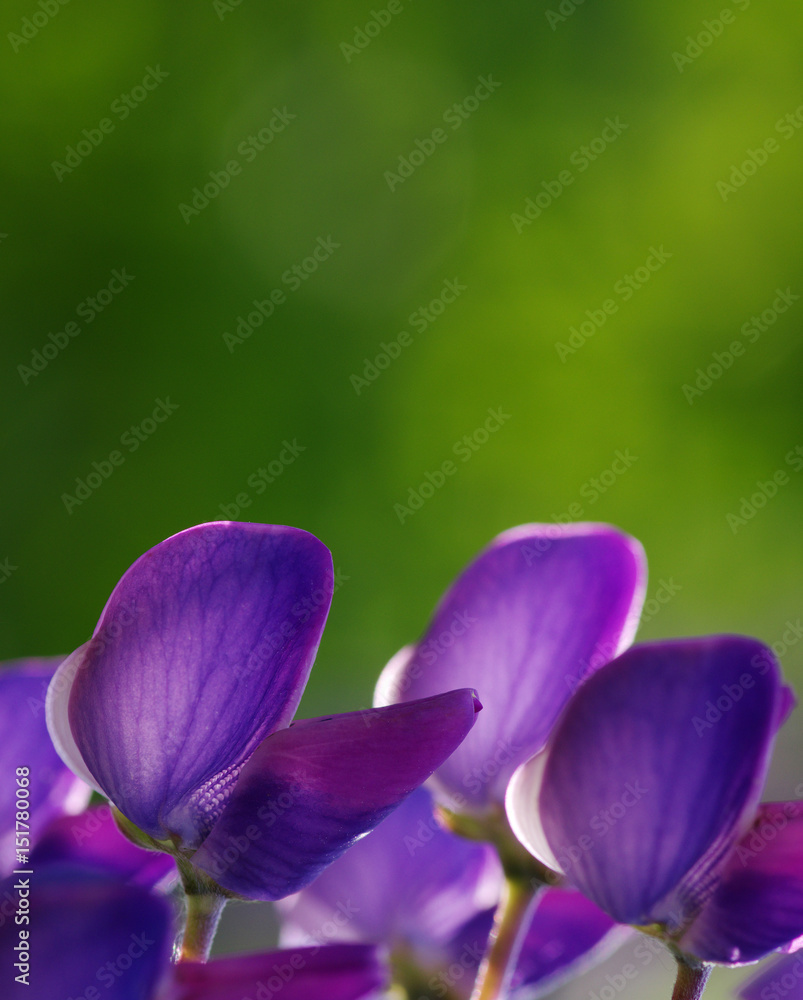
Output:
[538,636,783,926]
[31,805,176,888]
[681,801,803,964]
[738,952,803,1000]
[0,865,172,1000]
[506,751,563,876]
[65,522,333,846]
[509,889,626,999]
[172,944,387,1000]
[375,523,646,811]
[277,786,502,950]
[0,658,91,875]
[192,690,481,899]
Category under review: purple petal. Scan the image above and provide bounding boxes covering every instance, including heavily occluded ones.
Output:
[536,637,783,926]
[60,522,333,846]
[0,865,172,1000]
[510,889,626,998]
[277,786,501,950]
[681,801,803,964]
[0,659,90,875]
[172,944,387,1000]
[31,805,176,888]
[192,690,481,899]
[375,524,646,811]
[738,952,803,1000]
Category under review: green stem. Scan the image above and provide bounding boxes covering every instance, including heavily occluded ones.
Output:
[469,877,543,1000]
[671,957,712,1000]
[178,891,227,962]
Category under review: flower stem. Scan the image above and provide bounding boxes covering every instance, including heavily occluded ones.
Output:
[178,891,227,962]
[469,876,542,1000]
[671,957,712,1000]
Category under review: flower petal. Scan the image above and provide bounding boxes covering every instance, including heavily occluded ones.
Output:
[171,944,387,1000]
[64,522,333,846]
[0,658,90,875]
[738,952,803,1000]
[375,523,646,811]
[277,786,502,950]
[509,888,626,999]
[680,801,803,964]
[0,865,172,1000]
[192,690,481,899]
[537,636,783,926]
[31,805,176,888]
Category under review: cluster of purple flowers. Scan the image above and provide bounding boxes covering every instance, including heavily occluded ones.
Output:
[1,520,802,1000]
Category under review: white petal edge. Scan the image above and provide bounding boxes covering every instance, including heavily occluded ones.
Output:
[45,643,106,796]
[373,644,416,707]
[505,750,564,875]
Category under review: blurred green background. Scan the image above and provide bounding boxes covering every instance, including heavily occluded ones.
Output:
[2,2,803,995]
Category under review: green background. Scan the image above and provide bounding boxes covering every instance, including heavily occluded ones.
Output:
[2,2,802,996]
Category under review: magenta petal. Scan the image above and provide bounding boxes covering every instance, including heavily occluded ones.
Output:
[66,522,333,846]
[172,944,387,1000]
[192,690,481,899]
[375,524,646,810]
[31,805,175,888]
[539,636,783,926]
[0,659,90,875]
[680,802,803,964]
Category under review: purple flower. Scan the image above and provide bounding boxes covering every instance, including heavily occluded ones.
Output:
[0,863,387,1000]
[507,635,803,965]
[46,522,480,900]
[375,523,646,815]
[278,786,622,998]
[0,658,91,875]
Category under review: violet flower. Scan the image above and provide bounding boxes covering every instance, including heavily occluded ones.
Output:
[0,658,90,875]
[0,863,387,1000]
[506,635,803,969]
[278,786,622,999]
[45,522,480,901]
[374,523,646,818]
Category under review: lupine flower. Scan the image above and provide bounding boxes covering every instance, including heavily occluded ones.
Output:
[506,635,803,966]
[46,522,480,900]
[374,523,646,815]
[278,786,622,999]
[0,658,90,875]
[0,863,387,1000]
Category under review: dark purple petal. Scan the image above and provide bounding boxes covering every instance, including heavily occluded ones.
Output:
[172,944,387,1000]
[0,865,172,1000]
[375,524,646,810]
[681,802,803,964]
[31,805,175,888]
[0,659,90,875]
[509,889,625,998]
[536,637,783,926]
[277,786,501,950]
[738,952,803,1000]
[63,522,333,846]
[192,690,481,899]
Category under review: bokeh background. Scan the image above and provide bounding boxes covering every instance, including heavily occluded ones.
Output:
[2,2,803,996]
